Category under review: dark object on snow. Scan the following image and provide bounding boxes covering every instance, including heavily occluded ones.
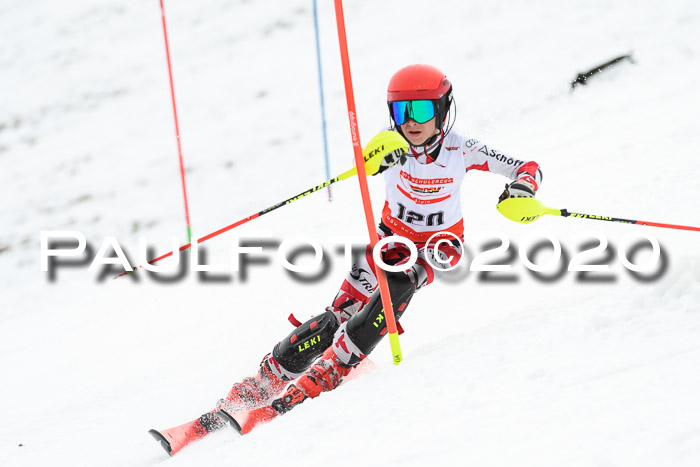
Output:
[571,54,634,89]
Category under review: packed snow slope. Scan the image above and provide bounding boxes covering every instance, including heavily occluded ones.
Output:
[2,0,700,466]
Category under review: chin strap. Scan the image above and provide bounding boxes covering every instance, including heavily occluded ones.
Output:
[408,130,445,165]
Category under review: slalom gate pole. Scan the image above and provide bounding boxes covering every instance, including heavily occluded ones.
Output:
[333,0,403,365]
[312,0,333,202]
[159,0,193,242]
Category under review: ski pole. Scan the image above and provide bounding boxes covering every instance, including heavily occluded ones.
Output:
[497,197,700,231]
[115,131,407,278]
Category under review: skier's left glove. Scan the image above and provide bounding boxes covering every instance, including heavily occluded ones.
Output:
[498,176,537,203]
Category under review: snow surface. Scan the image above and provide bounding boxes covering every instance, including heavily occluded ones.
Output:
[2,0,700,466]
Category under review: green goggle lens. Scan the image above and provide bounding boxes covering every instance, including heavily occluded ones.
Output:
[390,100,436,125]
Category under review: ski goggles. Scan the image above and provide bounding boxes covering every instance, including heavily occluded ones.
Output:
[390,100,436,125]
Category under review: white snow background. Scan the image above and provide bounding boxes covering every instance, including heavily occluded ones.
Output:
[2,0,700,466]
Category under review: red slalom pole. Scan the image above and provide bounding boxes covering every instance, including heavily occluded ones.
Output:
[159,0,193,242]
[333,0,402,365]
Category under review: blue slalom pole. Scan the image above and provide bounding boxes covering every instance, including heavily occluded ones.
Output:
[312,0,332,201]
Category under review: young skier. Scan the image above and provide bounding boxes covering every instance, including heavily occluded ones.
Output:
[150,64,543,455]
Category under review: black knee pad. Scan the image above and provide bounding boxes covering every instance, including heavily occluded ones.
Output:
[272,310,339,374]
[345,270,416,356]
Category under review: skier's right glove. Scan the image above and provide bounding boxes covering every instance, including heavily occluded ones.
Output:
[361,130,409,176]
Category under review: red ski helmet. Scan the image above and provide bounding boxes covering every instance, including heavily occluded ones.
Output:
[387,64,453,130]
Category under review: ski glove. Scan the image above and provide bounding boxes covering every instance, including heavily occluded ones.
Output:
[375,148,407,175]
[361,131,409,175]
[498,176,537,203]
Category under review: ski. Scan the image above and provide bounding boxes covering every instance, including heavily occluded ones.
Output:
[217,406,280,435]
[148,416,212,456]
[216,357,376,436]
[148,428,173,456]
[149,401,280,456]
[216,383,307,435]
[149,403,270,457]
[215,408,246,434]
[148,356,292,456]
[150,357,376,455]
